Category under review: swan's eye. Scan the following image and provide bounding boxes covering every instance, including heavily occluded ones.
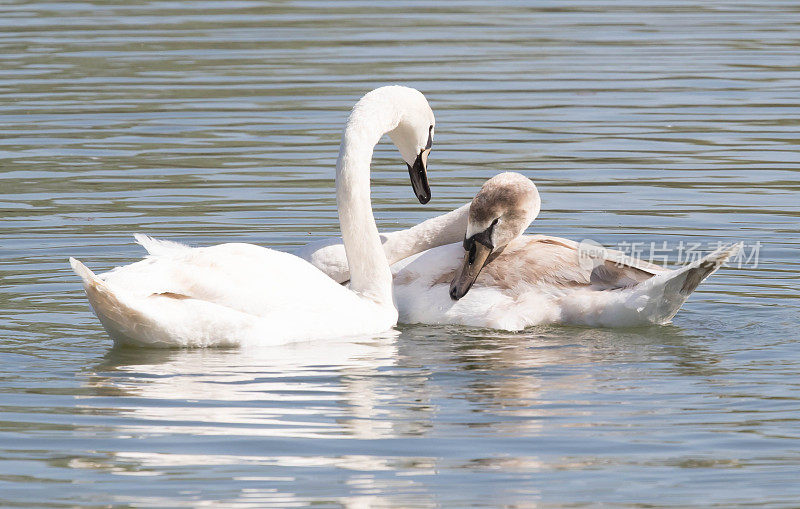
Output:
[468,243,477,264]
[425,125,433,150]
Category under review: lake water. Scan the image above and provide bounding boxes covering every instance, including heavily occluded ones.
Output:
[1,0,799,506]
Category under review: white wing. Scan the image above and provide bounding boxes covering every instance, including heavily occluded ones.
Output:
[391,236,739,330]
[72,241,396,348]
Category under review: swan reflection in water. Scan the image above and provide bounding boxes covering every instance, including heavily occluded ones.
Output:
[81,324,712,439]
[75,325,713,506]
[83,331,403,440]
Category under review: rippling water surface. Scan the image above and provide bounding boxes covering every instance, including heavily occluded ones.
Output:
[2,1,799,506]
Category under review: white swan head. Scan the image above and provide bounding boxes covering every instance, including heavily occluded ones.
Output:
[450,172,541,300]
[350,86,435,203]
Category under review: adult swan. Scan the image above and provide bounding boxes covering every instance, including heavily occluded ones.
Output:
[70,86,436,348]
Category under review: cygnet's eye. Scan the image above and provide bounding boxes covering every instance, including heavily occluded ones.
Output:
[491,218,499,227]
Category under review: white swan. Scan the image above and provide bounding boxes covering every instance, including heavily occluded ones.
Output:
[302,173,740,330]
[70,86,436,348]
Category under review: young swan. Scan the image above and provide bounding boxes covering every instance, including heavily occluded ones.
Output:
[450,172,541,300]
[391,172,740,330]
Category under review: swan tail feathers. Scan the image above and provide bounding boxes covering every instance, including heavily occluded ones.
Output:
[69,257,97,286]
[134,234,190,256]
[70,257,165,347]
[674,242,742,296]
[70,258,255,348]
[638,242,741,324]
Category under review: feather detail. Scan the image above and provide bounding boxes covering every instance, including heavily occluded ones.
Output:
[134,234,190,256]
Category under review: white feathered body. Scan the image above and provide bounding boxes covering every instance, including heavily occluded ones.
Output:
[391,235,739,330]
[71,236,396,348]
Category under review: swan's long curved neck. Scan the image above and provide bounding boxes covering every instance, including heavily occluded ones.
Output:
[336,107,399,306]
[381,203,470,265]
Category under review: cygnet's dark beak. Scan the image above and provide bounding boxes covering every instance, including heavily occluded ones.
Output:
[449,233,493,300]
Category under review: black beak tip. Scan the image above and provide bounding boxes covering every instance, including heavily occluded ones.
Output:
[407,157,431,205]
[449,285,461,301]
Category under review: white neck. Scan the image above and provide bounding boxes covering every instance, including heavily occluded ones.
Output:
[380,203,470,265]
[335,101,401,306]
[295,202,470,286]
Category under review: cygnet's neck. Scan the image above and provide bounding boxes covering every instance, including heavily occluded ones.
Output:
[381,203,471,265]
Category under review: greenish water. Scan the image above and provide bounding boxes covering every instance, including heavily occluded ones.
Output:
[1,1,799,506]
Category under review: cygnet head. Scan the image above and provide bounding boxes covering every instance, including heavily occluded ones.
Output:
[449,172,541,300]
[351,86,435,204]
